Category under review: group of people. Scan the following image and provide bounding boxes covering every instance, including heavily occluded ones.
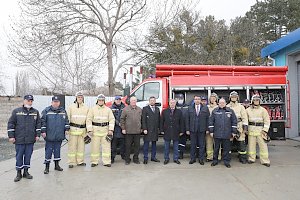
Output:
[7,91,271,182]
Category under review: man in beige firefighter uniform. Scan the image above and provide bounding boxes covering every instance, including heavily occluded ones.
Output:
[86,94,115,167]
[227,91,248,164]
[206,93,218,162]
[246,94,271,167]
[67,92,89,168]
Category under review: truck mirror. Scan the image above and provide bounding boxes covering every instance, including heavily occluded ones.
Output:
[125,96,130,105]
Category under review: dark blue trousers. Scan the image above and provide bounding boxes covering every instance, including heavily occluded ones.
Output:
[164,140,179,161]
[190,131,206,161]
[213,138,231,165]
[15,143,34,170]
[178,134,187,153]
[143,140,157,160]
[44,141,62,164]
[111,137,125,159]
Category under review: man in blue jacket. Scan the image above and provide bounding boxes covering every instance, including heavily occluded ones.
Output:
[41,96,70,174]
[110,96,126,163]
[209,98,237,168]
[7,95,41,182]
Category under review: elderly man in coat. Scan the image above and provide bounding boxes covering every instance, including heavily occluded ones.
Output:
[161,99,184,165]
[142,96,161,164]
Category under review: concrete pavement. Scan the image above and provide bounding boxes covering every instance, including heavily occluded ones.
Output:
[0,139,300,200]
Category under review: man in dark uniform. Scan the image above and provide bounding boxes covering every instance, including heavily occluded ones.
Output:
[175,93,189,159]
[186,95,210,165]
[41,96,70,174]
[7,95,41,182]
[142,96,160,164]
[161,99,184,165]
[209,98,237,168]
[110,96,126,163]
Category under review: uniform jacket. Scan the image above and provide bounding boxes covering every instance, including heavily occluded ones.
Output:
[227,102,248,128]
[142,105,160,141]
[67,102,89,136]
[208,103,218,115]
[160,107,184,141]
[186,104,210,133]
[120,105,142,134]
[246,105,270,136]
[176,103,189,133]
[41,106,70,142]
[110,102,125,138]
[86,105,115,137]
[209,107,237,139]
[7,106,41,144]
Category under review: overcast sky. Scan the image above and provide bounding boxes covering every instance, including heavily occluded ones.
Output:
[0,0,257,95]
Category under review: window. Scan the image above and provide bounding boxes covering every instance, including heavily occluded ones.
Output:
[144,82,160,100]
[131,82,160,102]
[133,85,144,101]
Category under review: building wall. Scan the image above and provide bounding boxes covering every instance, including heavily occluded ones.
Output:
[272,41,300,138]
[0,97,23,138]
[272,40,300,66]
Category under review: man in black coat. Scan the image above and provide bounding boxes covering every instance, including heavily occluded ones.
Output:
[161,99,184,165]
[209,98,237,168]
[186,95,210,165]
[142,96,160,164]
[7,95,41,182]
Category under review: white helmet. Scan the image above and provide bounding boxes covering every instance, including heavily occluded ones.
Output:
[251,94,262,104]
[75,91,84,97]
[97,94,106,101]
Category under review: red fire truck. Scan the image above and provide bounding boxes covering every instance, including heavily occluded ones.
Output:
[120,65,289,139]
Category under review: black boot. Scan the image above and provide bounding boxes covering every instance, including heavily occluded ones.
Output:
[44,163,50,174]
[23,168,33,179]
[14,170,22,182]
[54,161,63,171]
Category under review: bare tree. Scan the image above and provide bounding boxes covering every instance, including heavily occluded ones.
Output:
[9,0,147,95]
[15,71,30,96]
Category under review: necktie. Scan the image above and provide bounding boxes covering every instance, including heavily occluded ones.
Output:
[196,105,199,116]
[152,106,155,112]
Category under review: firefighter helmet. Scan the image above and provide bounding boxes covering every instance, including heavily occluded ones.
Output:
[251,94,261,104]
[210,92,218,99]
[97,94,106,101]
[229,91,239,97]
[75,91,84,97]
[209,92,218,103]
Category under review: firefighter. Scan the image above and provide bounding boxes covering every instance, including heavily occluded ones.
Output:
[67,92,89,168]
[206,93,218,162]
[110,96,126,163]
[227,91,248,164]
[246,94,271,167]
[175,93,189,159]
[86,94,115,167]
[41,96,70,174]
[7,95,41,182]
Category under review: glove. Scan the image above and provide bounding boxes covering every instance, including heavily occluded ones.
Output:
[261,130,270,143]
[105,134,113,142]
[84,135,91,144]
[235,131,241,139]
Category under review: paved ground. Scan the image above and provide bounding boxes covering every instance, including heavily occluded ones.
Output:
[0,139,300,200]
[0,138,45,161]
